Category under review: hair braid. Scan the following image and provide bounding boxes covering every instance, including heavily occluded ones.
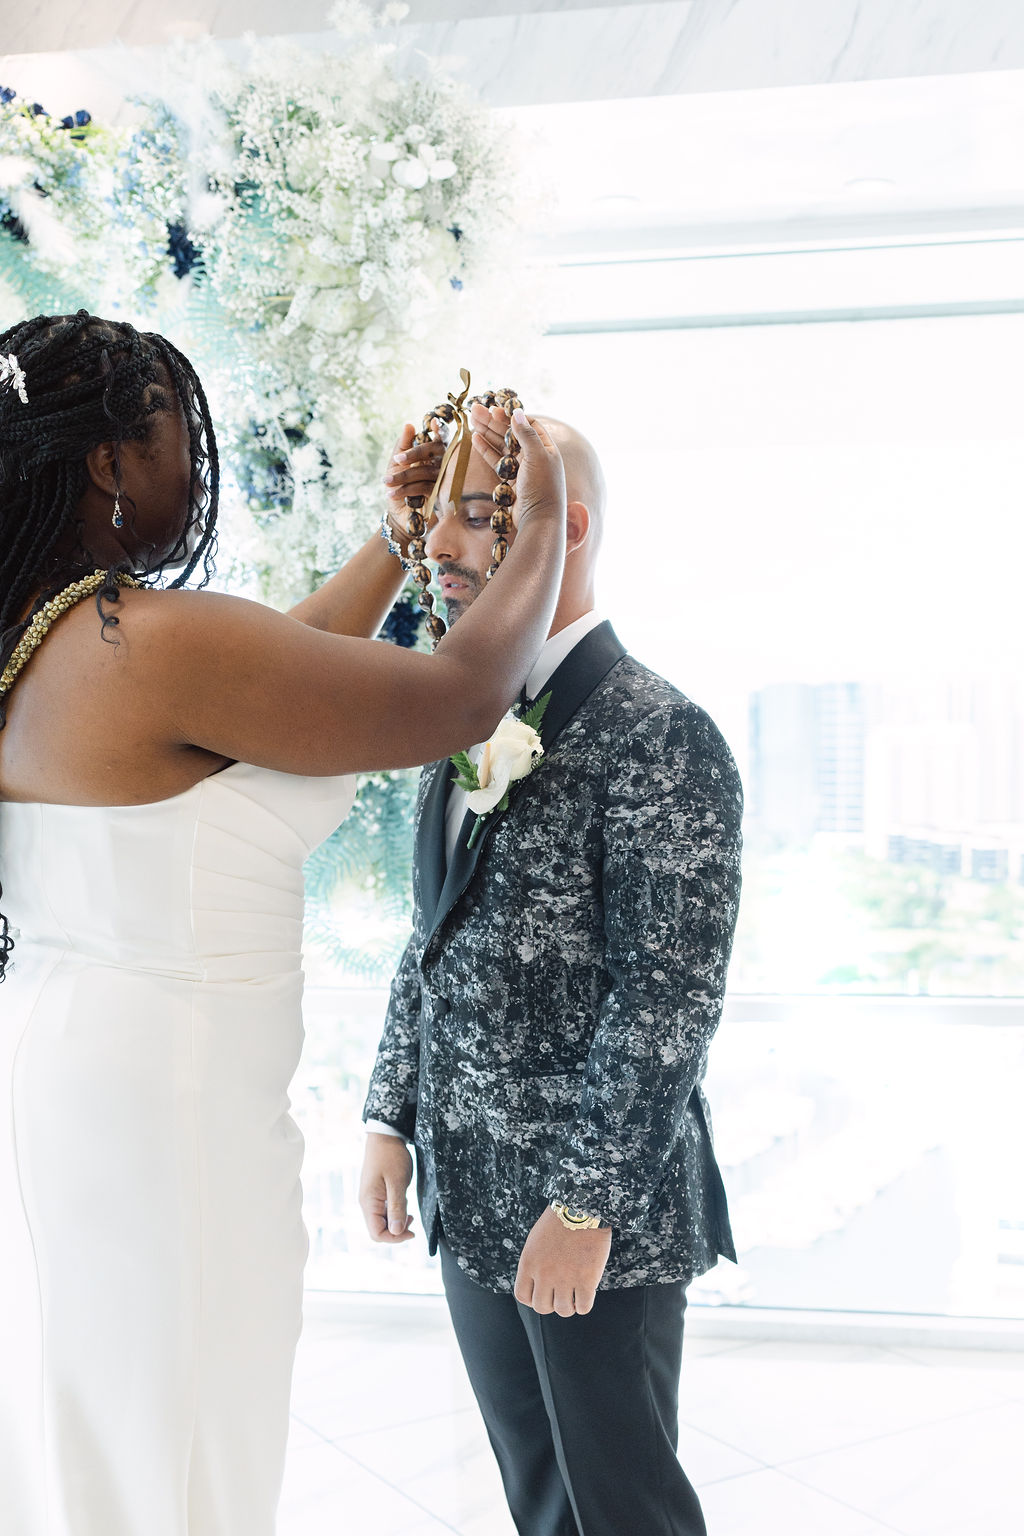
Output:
[0,310,221,980]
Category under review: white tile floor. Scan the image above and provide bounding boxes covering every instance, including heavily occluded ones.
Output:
[280,1295,1024,1536]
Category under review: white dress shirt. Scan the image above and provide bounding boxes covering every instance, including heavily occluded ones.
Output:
[366,610,604,1142]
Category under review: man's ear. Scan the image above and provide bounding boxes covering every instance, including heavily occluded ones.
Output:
[566,500,591,556]
[84,440,118,496]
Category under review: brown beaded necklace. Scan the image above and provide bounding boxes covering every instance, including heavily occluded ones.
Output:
[402,374,524,648]
[0,569,142,702]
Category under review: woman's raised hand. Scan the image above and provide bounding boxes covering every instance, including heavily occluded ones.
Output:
[469,403,566,530]
[382,422,445,537]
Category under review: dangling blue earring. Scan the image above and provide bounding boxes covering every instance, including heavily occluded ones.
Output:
[112,491,123,529]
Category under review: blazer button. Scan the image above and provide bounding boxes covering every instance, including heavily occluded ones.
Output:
[434,996,451,1018]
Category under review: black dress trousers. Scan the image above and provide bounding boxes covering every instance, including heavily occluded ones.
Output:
[439,1241,707,1536]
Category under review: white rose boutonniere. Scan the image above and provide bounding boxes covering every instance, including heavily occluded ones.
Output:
[450,691,551,849]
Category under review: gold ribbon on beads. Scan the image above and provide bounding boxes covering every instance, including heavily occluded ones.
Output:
[423,368,474,527]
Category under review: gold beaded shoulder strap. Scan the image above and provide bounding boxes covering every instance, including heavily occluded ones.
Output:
[398,371,524,649]
[0,569,141,702]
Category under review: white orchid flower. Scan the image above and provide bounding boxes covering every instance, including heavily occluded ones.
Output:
[391,157,429,190]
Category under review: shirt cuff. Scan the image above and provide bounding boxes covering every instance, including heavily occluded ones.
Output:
[365,1118,408,1142]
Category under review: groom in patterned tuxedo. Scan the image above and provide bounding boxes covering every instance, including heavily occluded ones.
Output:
[360,412,742,1536]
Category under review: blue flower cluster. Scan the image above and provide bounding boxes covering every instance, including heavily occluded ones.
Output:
[58,108,92,142]
[0,85,91,131]
[448,225,464,291]
[380,592,425,648]
[167,222,202,280]
[0,208,28,244]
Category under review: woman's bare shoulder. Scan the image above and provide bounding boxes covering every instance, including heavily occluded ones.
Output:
[119,584,282,630]
[114,585,303,671]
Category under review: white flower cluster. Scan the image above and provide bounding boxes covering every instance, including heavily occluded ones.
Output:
[160,5,536,602]
[0,103,111,288]
[0,1,544,605]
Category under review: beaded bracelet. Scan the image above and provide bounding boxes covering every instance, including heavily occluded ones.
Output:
[379,506,413,572]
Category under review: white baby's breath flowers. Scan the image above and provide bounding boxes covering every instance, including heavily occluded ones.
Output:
[0,0,541,606]
[0,155,34,190]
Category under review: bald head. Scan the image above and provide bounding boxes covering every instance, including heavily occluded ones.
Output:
[424,405,605,632]
[535,416,606,559]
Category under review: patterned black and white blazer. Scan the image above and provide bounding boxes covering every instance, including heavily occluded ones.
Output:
[363,621,743,1293]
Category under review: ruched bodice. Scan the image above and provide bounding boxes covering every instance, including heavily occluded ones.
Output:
[1,761,354,982]
[0,761,356,1536]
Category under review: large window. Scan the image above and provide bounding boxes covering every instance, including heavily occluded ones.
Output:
[540,298,1024,999]
[298,239,1024,1320]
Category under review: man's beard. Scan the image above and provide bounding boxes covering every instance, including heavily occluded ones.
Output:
[439,563,484,624]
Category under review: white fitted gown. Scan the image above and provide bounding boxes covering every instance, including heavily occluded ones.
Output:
[0,762,355,1536]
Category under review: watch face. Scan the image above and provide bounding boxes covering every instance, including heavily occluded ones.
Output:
[559,1206,595,1226]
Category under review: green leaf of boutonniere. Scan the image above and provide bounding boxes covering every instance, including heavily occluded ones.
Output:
[449,749,481,793]
[517,689,552,734]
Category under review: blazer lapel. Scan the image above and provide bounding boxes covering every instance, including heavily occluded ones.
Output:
[422,621,627,956]
[416,758,450,934]
[535,620,627,752]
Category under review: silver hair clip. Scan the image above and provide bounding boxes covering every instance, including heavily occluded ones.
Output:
[0,352,29,405]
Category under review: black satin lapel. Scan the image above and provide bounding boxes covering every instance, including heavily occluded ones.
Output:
[539,621,627,750]
[427,806,482,949]
[423,623,627,954]
[416,759,450,930]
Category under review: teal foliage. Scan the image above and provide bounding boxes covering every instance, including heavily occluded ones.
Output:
[0,237,88,323]
[303,769,418,982]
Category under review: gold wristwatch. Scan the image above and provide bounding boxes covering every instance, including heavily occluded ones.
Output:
[550,1202,603,1231]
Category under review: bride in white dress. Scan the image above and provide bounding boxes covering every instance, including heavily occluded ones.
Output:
[0,311,566,1535]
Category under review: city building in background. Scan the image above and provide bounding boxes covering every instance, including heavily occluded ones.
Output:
[749,681,866,846]
[740,677,1024,996]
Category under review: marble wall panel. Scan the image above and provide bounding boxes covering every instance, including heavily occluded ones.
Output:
[4,0,1024,102]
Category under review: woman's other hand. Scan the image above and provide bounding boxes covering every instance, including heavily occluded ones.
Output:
[469,404,566,530]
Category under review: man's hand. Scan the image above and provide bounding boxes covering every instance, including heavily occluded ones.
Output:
[359,1133,416,1244]
[383,422,445,529]
[514,1206,612,1316]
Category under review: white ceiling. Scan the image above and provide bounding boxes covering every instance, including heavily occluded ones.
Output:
[3,1,1022,260]
[5,0,1024,100]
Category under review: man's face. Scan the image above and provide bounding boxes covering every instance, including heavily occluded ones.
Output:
[423,448,514,624]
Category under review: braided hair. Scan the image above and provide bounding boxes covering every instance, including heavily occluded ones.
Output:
[0,309,221,979]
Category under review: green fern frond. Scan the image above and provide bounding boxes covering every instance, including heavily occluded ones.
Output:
[520,689,552,733]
